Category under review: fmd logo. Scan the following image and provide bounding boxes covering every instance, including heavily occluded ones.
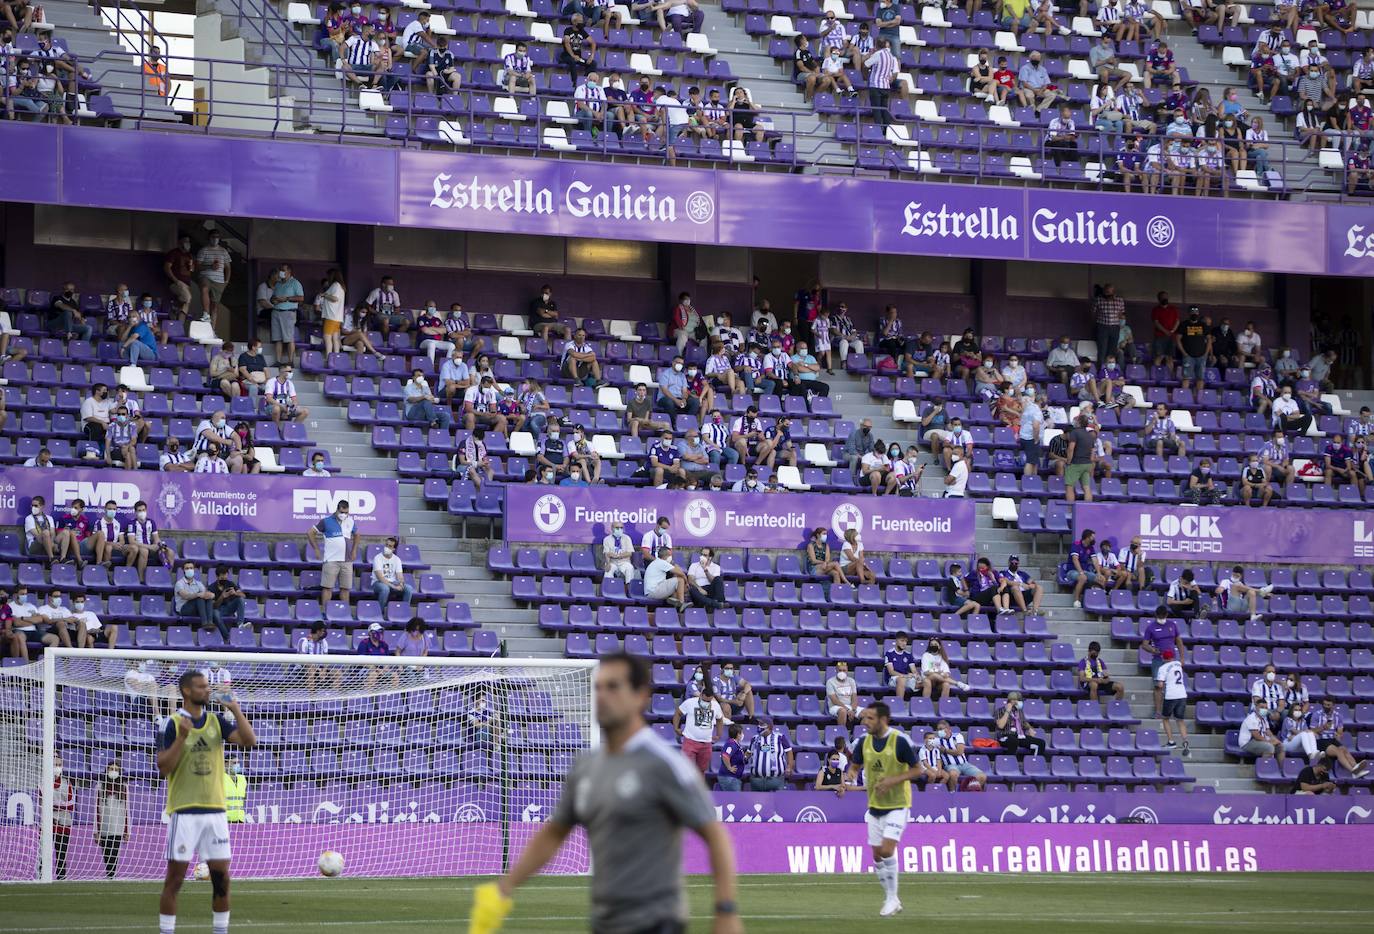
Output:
[292,490,378,515]
[1138,512,1223,554]
[53,480,142,507]
[1356,520,1374,559]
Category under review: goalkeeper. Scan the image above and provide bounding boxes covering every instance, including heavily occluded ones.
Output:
[470,652,743,934]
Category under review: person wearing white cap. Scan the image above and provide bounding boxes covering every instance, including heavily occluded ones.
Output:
[358,623,396,690]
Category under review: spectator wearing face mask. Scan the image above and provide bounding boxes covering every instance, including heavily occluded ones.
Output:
[70,591,115,649]
[644,545,688,608]
[371,537,413,611]
[121,308,159,368]
[999,555,1043,613]
[50,753,75,879]
[1045,335,1079,384]
[943,447,969,499]
[195,230,232,330]
[1270,384,1311,435]
[686,547,724,610]
[404,369,451,430]
[718,723,746,791]
[559,465,590,487]
[308,499,356,606]
[1166,569,1203,619]
[996,692,1046,757]
[95,760,130,878]
[1240,698,1284,762]
[934,719,987,789]
[826,661,861,727]
[920,639,956,700]
[1184,457,1224,506]
[673,678,724,774]
[48,282,92,342]
[714,660,756,721]
[815,747,856,795]
[601,522,637,583]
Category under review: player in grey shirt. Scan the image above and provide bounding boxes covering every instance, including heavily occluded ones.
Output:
[471,653,742,934]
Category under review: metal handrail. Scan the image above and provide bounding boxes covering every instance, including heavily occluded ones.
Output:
[72,48,1361,196]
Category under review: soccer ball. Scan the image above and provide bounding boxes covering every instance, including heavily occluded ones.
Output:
[318,850,344,877]
[193,862,210,881]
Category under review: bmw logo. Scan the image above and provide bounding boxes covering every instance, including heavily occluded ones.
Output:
[533,494,567,534]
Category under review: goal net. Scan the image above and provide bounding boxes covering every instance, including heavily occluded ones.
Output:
[0,649,596,882]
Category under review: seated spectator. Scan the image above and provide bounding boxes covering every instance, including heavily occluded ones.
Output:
[450,428,491,490]
[34,589,76,649]
[1250,365,1278,417]
[804,527,848,587]
[656,354,699,420]
[120,311,158,368]
[1311,696,1369,777]
[933,417,973,472]
[463,375,507,435]
[104,408,138,471]
[413,301,451,364]
[175,561,225,640]
[1270,385,1311,435]
[886,446,924,496]
[1184,457,1224,506]
[643,545,688,608]
[972,355,1002,402]
[1260,428,1296,488]
[1167,569,1202,619]
[264,364,309,426]
[717,723,746,791]
[195,410,245,473]
[686,547,724,610]
[371,536,414,611]
[1293,758,1336,794]
[1239,451,1273,507]
[995,693,1046,757]
[1046,105,1080,166]
[236,339,269,395]
[210,565,246,632]
[920,638,956,701]
[1217,565,1273,621]
[714,661,755,721]
[843,418,876,478]
[1240,700,1284,761]
[5,586,46,658]
[970,556,1014,615]
[951,328,982,380]
[859,441,891,495]
[1045,335,1079,383]
[1000,353,1028,392]
[601,521,636,583]
[840,528,874,585]
[1351,437,1373,496]
[364,275,408,339]
[395,618,429,658]
[669,291,702,354]
[883,633,917,701]
[997,555,1042,613]
[760,339,795,396]
[54,499,94,568]
[341,303,383,360]
[639,516,672,562]
[935,719,987,789]
[647,429,685,488]
[831,302,863,363]
[195,441,231,474]
[825,661,861,728]
[1095,353,1126,404]
[1068,528,1098,609]
[701,410,737,469]
[1093,538,1132,591]
[303,452,330,478]
[528,285,567,341]
[664,0,704,35]
[730,406,768,466]
[674,428,715,486]
[209,342,243,400]
[1142,402,1185,457]
[814,747,855,795]
[159,437,194,473]
[705,340,739,395]
[916,730,956,791]
[561,327,603,388]
[745,717,793,791]
[1077,640,1125,701]
[789,341,830,397]
[1016,52,1059,112]
[626,382,670,439]
[47,283,91,342]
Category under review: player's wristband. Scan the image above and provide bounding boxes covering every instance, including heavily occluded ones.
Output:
[714,901,738,915]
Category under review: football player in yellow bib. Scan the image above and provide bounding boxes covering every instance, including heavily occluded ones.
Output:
[845,701,923,917]
[156,669,256,934]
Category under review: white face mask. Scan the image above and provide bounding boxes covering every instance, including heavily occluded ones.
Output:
[1265,671,1276,682]
[382,546,394,556]
[835,671,847,681]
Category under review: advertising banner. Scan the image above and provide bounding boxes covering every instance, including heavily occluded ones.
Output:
[2,124,1372,277]
[707,790,1374,826]
[504,485,976,553]
[682,823,1374,874]
[0,468,399,536]
[1071,503,1374,565]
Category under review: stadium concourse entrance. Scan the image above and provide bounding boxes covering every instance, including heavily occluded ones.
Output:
[6,200,1368,379]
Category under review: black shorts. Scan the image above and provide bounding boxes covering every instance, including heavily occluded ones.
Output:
[1094,679,1120,695]
[1161,697,1187,720]
[1316,737,1340,754]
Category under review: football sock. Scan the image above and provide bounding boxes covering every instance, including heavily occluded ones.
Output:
[885,856,900,899]
[158,914,176,933]
[212,910,230,934]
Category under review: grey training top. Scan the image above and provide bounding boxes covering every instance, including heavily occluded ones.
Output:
[551,726,716,933]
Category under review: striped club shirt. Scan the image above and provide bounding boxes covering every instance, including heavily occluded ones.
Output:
[865,48,897,90]
[746,730,792,778]
[937,729,969,767]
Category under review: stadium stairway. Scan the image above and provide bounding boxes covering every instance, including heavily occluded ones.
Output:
[696,0,852,168]
[292,374,558,658]
[832,367,1244,790]
[39,0,182,123]
[201,0,381,136]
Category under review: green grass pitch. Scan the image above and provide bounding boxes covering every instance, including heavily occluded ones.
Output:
[3,873,1372,932]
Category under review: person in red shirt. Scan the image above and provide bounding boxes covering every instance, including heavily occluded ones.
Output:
[1150,290,1180,367]
[993,55,1017,98]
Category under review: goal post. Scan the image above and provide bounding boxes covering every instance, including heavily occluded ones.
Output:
[0,648,597,883]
